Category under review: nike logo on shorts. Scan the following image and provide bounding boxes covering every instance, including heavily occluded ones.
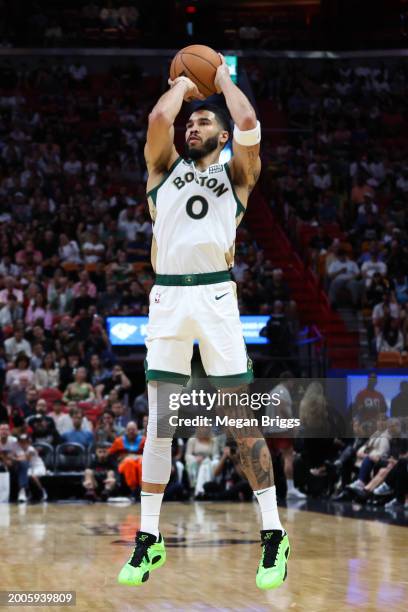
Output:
[215,293,228,301]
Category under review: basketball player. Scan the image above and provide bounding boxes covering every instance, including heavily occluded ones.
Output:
[118,55,290,590]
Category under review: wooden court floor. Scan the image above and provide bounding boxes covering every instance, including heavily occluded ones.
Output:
[0,501,407,612]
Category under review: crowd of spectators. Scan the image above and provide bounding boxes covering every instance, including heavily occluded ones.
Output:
[251,58,408,361]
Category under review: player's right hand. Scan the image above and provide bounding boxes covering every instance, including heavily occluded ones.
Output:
[168,76,205,102]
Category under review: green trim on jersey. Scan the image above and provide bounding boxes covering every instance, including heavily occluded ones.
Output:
[224,163,246,218]
[146,368,190,386]
[155,271,231,286]
[147,156,183,205]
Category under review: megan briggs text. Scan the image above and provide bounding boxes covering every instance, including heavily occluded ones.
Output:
[168,415,301,429]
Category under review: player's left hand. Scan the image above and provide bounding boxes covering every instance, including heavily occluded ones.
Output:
[214,54,231,93]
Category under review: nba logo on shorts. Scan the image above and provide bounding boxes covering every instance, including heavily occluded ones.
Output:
[154,292,161,303]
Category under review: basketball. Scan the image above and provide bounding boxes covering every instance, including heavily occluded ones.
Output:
[170,44,222,97]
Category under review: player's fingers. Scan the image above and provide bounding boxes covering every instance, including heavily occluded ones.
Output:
[218,53,226,64]
[168,78,174,87]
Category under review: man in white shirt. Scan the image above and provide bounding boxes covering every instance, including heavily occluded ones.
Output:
[361,251,387,288]
[4,327,32,361]
[0,276,23,306]
[118,205,142,241]
[327,250,363,307]
[82,231,105,264]
[0,295,23,326]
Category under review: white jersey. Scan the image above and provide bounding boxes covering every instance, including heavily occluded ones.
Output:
[147,157,245,274]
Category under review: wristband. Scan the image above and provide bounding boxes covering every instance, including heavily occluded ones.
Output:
[233,121,261,146]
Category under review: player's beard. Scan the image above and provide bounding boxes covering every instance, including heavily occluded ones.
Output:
[184,135,219,160]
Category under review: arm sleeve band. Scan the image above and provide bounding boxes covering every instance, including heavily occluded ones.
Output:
[233,120,261,146]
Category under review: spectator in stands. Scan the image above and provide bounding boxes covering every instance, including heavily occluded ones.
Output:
[62,367,95,403]
[65,402,93,432]
[108,421,145,495]
[62,409,94,448]
[88,353,110,393]
[99,363,131,401]
[346,415,391,495]
[49,400,72,435]
[0,276,23,306]
[353,373,387,424]
[0,423,30,502]
[83,442,118,501]
[376,318,404,353]
[82,230,105,264]
[4,326,32,361]
[372,292,400,336]
[25,293,53,330]
[58,235,82,265]
[185,429,222,497]
[260,301,296,363]
[132,387,148,427]
[361,250,387,289]
[28,414,61,447]
[72,270,97,299]
[327,249,362,308]
[34,353,60,389]
[6,353,34,388]
[94,411,117,445]
[0,294,23,326]
[390,381,408,418]
[127,231,150,263]
[97,282,121,314]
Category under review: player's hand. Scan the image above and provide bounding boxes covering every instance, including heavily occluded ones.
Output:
[214,54,231,93]
[168,76,205,102]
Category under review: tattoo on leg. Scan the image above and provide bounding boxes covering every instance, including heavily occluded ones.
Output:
[236,438,274,491]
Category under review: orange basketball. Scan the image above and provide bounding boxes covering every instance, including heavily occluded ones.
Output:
[170,44,222,98]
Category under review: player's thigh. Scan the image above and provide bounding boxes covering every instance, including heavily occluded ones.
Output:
[146,285,194,378]
[196,284,251,379]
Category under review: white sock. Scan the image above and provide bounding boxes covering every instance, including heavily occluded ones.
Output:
[254,485,284,533]
[140,491,164,539]
[287,478,294,490]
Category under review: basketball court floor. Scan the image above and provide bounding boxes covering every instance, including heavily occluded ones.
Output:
[1,501,407,611]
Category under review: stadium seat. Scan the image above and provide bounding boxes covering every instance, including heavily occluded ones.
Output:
[55,443,87,474]
[33,442,55,473]
[400,353,408,367]
[376,351,402,368]
[40,388,63,407]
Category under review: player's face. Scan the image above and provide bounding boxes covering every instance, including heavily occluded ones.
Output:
[185,111,227,160]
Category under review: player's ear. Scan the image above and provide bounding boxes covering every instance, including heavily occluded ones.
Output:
[220,130,229,146]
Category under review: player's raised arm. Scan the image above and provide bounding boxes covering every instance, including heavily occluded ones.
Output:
[145,77,205,173]
[214,55,261,196]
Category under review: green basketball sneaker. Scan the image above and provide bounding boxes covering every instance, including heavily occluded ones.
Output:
[117,531,166,586]
[256,529,290,590]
